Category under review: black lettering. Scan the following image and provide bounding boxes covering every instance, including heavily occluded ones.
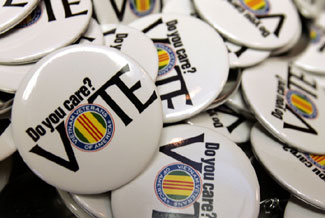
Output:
[156,65,193,109]
[109,0,127,21]
[44,0,56,22]
[26,127,40,142]
[142,17,163,33]
[159,134,204,173]
[88,64,157,126]
[283,104,317,135]
[217,106,246,133]
[62,0,88,18]
[234,46,248,57]
[3,0,27,7]
[319,41,325,52]
[29,122,79,172]
[287,66,317,99]
[257,14,285,37]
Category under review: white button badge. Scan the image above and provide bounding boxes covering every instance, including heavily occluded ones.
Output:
[0,0,39,34]
[130,13,229,123]
[11,45,163,194]
[0,0,92,64]
[112,124,260,218]
[194,0,301,50]
[242,59,325,154]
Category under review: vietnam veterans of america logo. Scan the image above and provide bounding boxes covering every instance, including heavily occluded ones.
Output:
[305,154,325,170]
[154,163,202,208]
[66,104,114,152]
[239,0,270,15]
[155,43,176,77]
[17,6,42,28]
[129,0,156,17]
[286,90,318,119]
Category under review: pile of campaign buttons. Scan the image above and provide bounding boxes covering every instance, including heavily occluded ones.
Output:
[1,0,325,218]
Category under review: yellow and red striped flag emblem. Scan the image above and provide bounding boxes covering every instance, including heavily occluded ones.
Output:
[162,170,194,200]
[310,155,325,166]
[74,112,106,144]
[291,94,313,115]
[244,0,267,11]
[158,48,170,70]
[135,0,151,12]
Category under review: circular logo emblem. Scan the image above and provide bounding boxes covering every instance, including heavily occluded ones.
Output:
[154,163,202,208]
[305,154,325,170]
[66,104,114,152]
[239,0,270,15]
[155,43,176,77]
[129,0,156,17]
[17,6,42,28]
[310,27,321,43]
[286,90,318,119]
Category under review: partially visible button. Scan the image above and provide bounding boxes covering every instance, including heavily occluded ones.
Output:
[0,0,39,34]
[251,124,325,210]
[0,0,92,64]
[71,192,113,218]
[102,24,158,81]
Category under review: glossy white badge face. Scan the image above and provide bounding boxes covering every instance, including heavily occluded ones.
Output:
[0,122,16,161]
[294,26,325,75]
[187,106,253,144]
[207,69,242,109]
[102,24,158,81]
[293,0,325,19]
[130,14,229,123]
[0,0,39,34]
[162,0,195,16]
[0,0,92,64]
[71,193,113,218]
[251,124,325,210]
[78,18,104,45]
[11,45,163,194]
[226,41,270,68]
[92,0,161,24]
[112,125,260,218]
[284,198,325,218]
[0,19,102,93]
[194,0,300,50]
[57,190,93,218]
[242,59,325,154]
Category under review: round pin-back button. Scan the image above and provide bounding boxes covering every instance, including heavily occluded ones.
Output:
[0,18,102,94]
[284,197,325,218]
[0,0,39,34]
[293,0,324,19]
[0,0,92,64]
[162,0,195,16]
[242,59,325,154]
[112,124,260,218]
[226,41,270,68]
[187,105,253,144]
[102,24,158,81]
[71,193,113,218]
[194,0,301,50]
[77,18,104,45]
[92,0,161,25]
[206,68,242,109]
[251,124,325,210]
[57,190,94,218]
[130,13,229,123]
[11,44,163,194]
[294,26,325,75]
